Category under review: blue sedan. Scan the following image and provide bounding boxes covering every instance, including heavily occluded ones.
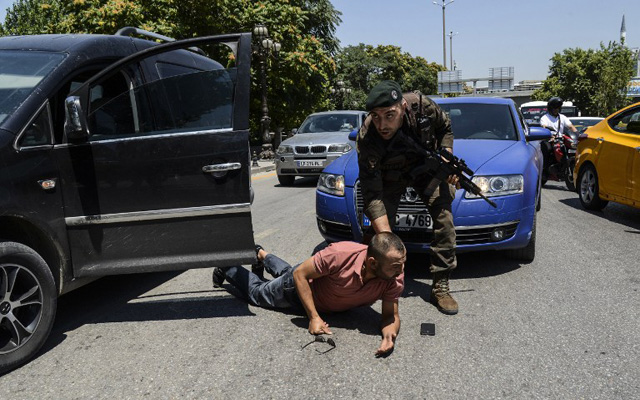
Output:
[315,97,551,261]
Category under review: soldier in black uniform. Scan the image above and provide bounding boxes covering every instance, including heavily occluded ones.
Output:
[356,80,459,315]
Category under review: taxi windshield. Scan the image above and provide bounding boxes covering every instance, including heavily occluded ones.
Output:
[0,50,66,124]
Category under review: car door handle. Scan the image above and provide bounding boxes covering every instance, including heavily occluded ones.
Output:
[202,162,241,173]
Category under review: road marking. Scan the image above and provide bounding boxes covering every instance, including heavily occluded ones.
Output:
[255,228,278,240]
[252,172,276,181]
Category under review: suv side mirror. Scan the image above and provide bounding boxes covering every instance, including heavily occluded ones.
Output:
[290,128,298,137]
[64,96,89,141]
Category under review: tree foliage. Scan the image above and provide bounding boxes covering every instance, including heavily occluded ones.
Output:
[533,42,635,117]
[333,43,444,110]
[0,0,341,143]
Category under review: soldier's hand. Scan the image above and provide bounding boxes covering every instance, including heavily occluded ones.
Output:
[447,174,461,189]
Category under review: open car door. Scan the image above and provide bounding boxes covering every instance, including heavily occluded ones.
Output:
[53,33,256,276]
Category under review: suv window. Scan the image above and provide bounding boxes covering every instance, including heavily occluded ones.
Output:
[88,70,139,138]
[18,103,53,147]
[0,50,65,124]
[87,57,235,140]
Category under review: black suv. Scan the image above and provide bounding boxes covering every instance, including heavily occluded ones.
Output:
[0,29,256,373]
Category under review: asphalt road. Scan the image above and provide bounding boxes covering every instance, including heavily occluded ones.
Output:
[1,173,638,399]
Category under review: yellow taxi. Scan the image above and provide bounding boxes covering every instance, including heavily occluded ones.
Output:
[574,102,640,210]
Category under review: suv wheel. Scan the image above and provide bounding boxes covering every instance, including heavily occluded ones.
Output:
[578,164,608,210]
[277,174,295,186]
[0,242,57,374]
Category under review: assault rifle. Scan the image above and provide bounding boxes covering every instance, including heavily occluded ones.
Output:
[392,97,498,208]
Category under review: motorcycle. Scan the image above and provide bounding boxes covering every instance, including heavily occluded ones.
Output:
[541,128,578,191]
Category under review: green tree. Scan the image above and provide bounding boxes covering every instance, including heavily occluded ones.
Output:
[333,43,444,110]
[0,0,341,143]
[533,42,635,117]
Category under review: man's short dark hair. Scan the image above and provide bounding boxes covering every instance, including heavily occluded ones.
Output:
[367,232,406,261]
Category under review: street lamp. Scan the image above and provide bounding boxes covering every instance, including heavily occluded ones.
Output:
[330,80,352,110]
[253,24,281,159]
[448,31,458,71]
[433,0,454,69]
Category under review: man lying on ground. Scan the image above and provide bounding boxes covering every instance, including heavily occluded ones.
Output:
[213,232,406,356]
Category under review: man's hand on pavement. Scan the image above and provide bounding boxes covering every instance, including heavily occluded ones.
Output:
[309,316,332,335]
[375,333,397,356]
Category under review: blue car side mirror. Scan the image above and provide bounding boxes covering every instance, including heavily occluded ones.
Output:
[526,126,552,141]
[348,128,358,141]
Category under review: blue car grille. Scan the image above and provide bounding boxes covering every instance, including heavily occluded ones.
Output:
[354,181,519,245]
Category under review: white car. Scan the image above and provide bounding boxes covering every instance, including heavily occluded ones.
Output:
[275,110,367,186]
[569,116,604,133]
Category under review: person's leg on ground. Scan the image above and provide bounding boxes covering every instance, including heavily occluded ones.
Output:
[222,265,295,309]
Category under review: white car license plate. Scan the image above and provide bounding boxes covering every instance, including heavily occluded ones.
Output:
[297,160,324,167]
[362,213,432,230]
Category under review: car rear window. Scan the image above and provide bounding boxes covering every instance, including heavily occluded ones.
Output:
[0,50,66,124]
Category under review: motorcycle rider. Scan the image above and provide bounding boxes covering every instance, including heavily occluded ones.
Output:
[539,97,577,175]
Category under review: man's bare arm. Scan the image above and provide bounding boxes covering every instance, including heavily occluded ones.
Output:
[376,300,400,356]
[293,258,332,335]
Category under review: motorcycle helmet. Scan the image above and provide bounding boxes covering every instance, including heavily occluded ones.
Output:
[547,97,563,110]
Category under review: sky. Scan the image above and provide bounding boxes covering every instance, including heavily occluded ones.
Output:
[1,0,639,83]
[330,0,639,82]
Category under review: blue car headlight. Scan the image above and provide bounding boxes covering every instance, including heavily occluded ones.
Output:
[327,143,352,153]
[466,175,523,198]
[277,145,293,155]
[317,173,345,196]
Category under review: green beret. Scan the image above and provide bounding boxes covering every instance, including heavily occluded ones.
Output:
[365,80,403,111]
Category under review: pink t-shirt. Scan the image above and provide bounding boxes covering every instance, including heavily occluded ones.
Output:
[310,241,405,313]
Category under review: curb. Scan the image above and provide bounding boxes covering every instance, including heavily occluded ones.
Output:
[251,163,276,175]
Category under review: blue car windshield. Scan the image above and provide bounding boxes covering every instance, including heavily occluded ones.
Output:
[440,103,518,141]
[298,113,358,133]
[0,50,66,124]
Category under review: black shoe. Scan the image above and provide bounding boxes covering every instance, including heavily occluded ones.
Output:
[252,244,265,279]
[212,267,226,287]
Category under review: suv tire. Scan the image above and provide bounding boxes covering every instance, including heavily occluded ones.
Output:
[0,242,57,374]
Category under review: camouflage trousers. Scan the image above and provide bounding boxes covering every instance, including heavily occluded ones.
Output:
[375,179,457,274]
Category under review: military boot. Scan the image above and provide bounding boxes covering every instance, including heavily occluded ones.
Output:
[430,272,458,315]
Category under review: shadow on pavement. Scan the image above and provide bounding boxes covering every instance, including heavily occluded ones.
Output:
[289,305,382,337]
[40,270,255,357]
[559,198,640,233]
[275,176,319,188]
[401,251,520,304]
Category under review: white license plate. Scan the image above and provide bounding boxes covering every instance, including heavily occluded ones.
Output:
[297,160,324,167]
[363,213,432,230]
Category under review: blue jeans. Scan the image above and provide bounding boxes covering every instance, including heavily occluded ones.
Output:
[223,254,301,309]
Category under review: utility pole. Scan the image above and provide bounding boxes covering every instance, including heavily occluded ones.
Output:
[433,0,454,69]
[448,31,458,71]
